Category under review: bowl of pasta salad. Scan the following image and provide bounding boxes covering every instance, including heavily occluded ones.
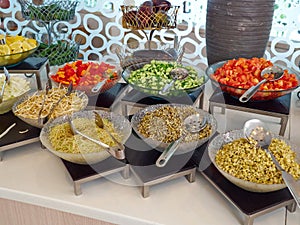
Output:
[39,110,132,164]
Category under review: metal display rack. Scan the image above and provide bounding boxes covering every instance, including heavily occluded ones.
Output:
[208,89,291,136]
[121,5,180,41]
[18,0,78,44]
[18,0,80,66]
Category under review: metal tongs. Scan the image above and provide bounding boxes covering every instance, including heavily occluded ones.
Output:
[0,67,10,104]
[40,81,73,125]
[38,82,50,126]
[67,112,125,160]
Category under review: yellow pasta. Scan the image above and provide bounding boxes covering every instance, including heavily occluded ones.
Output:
[49,117,122,154]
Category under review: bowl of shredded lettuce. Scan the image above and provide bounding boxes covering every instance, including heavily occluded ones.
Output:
[0,75,31,114]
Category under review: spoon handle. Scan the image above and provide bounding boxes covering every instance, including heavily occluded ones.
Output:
[239,79,267,103]
[156,135,185,167]
[281,171,300,208]
[159,80,175,95]
[265,148,300,208]
[91,78,107,93]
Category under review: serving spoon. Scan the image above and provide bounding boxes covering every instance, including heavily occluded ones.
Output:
[159,67,189,95]
[243,119,300,208]
[156,113,207,167]
[239,66,284,103]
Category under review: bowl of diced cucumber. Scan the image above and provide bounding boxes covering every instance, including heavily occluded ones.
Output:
[122,60,208,97]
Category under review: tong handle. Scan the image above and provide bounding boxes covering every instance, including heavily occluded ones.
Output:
[0,67,10,103]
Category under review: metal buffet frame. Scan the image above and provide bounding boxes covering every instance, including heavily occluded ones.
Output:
[200,170,297,225]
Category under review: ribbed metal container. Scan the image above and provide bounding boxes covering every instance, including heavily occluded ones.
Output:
[205,0,275,65]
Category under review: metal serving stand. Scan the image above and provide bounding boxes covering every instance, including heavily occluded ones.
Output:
[18,0,80,66]
[0,110,40,161]
[0,82,127,162]
[120,86,204,116]
[62,157,129,196]
[0,57,50,161]
[208,89,291,136]
[60,130,197,197]
[125,130,197,198]
[121,4,180,41]
[0,57,50,90]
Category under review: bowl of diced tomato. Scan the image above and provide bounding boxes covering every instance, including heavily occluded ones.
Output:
[206,58,300,101]
[50,60,121,96]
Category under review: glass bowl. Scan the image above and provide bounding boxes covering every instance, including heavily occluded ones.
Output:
[122,61,208,97]
[206,60,300,101]
[0,75,31,114]
[49,60,121,96]
[131,103,217,154]
[12,88,88,128]
[208,129,300,192]
[116,41,180,69]
[0,37,39,67]
[40,110,132,165]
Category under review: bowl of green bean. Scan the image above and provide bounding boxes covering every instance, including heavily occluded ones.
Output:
[121,60,208,97]
[208,129,300,192]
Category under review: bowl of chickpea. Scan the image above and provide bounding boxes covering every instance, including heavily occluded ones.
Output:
[208,129,300,192]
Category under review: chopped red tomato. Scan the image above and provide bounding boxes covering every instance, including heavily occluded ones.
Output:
[212,57,299,91]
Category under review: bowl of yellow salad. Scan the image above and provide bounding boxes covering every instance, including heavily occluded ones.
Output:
[0,35,39,67]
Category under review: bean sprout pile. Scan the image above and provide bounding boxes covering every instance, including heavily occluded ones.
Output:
[215,138,300,184]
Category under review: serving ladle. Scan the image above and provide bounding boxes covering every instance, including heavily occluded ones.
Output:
[243,119,300,208]
[159,67,189,95]
[239,66,284,103]
[156,113,207,167]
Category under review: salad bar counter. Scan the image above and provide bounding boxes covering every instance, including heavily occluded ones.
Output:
[0,55,300,225]
[1,1,300,225]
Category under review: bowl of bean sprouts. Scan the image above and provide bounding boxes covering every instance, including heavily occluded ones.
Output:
[208,129,300,192]
[12,87,88,128]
